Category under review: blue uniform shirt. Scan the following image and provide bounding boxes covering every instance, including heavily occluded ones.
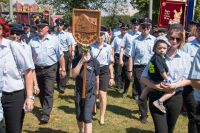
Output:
[19,41,35,71]
[189,48,200,80]
[120,31,141,57]
[29,34,63,66]
[112,28,121,40]
[91,42,113,67]
[0,38,34,92]
[142,50,192,84]
[72,56,100,93]
[182,39,200,58]
[54,30,75,52]
[131,34,156,65]
[111,34,123,54]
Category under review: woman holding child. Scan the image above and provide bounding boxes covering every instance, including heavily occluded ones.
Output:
[141,24,191,133]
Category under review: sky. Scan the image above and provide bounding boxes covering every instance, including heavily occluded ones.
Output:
[13,0,35,4]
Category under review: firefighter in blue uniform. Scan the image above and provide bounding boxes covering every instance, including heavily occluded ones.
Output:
[29,19,66,124]
[54,18,75,93]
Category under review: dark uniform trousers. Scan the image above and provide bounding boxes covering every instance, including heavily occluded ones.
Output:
[133,65,147,119]
[121,55,131,94]
[1,89,25,133]
[35,63,57,118]
[0,119,5,133]
[149,90,183,133]
[75,90,96,123]
[183,85,200,133]
[114,53,123,89]
[57,51,70,90]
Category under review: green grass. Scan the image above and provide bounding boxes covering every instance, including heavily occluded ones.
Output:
[23,79,188,133]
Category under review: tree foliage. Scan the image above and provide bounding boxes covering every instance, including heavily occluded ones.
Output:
[194,0,200,21]
[36,0,107,25]
[2,0,8,4]
[36,0,133,28]
[130,0,149,18]
[102,0,132,28]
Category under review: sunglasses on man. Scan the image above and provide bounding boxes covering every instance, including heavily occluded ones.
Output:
[56,24,64,27]
[141,23,151,30]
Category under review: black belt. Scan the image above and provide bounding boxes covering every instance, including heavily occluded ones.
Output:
[35,63,57,70]
[2,89,24,95]
[134,65,146,68]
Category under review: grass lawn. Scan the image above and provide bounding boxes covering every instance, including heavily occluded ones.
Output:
[23,79,188,133]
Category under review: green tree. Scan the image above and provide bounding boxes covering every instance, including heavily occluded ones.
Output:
[130,0,149,18]
[194,0,200,21]
[36,0,107,25]
[2,0,8,4]
[36,0,133,28]
[103,0,132,28]
[130,0,160,25]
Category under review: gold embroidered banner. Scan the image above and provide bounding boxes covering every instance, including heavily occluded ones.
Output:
[158,0,186,28]
[72,9,101,45]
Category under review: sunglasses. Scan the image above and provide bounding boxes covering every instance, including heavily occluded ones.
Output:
[141,26,150,30]
[141,24,151,30]
[169,36,181,42]
[56,24,63,27]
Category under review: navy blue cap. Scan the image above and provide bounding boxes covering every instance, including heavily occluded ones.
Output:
[55,18,64,25]
[140,18,152,24]
[9,24,24,34]
[101,25,108,32]
[23,23,30,28]
[35,19,49,26]
[120,23,129,29]
[131,18,140,24]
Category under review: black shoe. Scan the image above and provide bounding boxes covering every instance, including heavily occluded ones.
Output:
[140,116,148,124]
[40,116,49,124]
[58,87,65,94]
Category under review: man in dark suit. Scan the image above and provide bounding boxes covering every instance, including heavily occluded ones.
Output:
[21,24,34,44]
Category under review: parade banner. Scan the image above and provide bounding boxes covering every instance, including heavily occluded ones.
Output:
[158,0,186,28]
[72,9,101,45]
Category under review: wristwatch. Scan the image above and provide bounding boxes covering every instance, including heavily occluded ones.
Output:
[26,95,35,101]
